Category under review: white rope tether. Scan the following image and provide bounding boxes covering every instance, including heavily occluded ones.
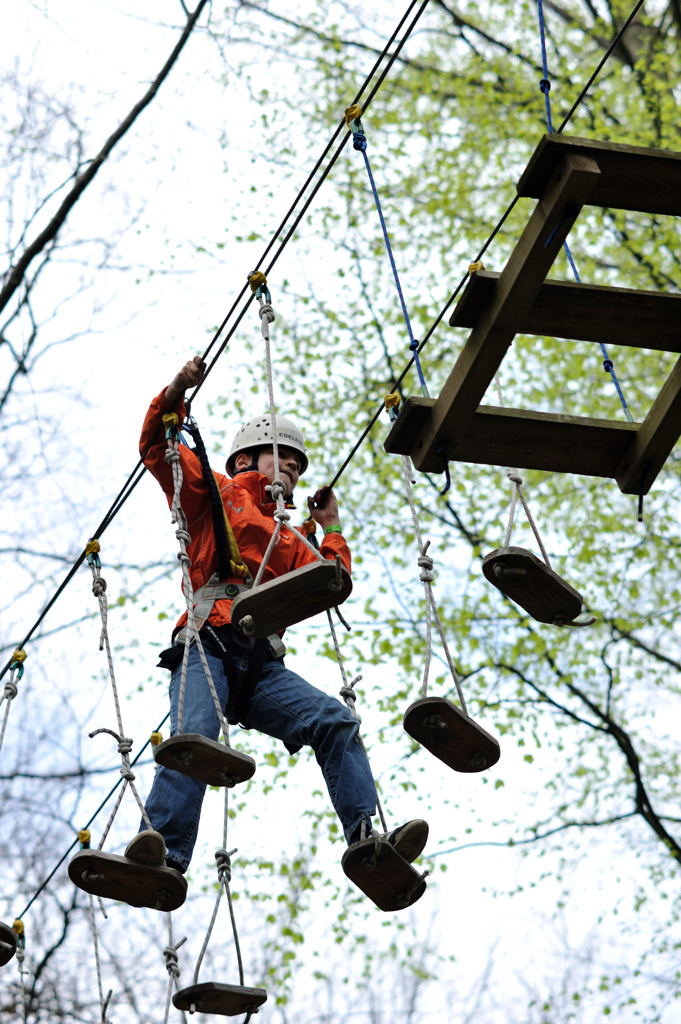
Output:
[327,609,387,833]
[0,650,25,754]
[86,894,113,1024]
[164,432,231,743]
[399,455,468,714]
[162,917,187,1024]
[250,288,324,590]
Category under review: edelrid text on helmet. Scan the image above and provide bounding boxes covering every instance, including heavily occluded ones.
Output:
[227,414,308,475]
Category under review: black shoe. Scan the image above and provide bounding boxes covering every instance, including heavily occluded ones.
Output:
[383,819,429,862]
[124,830,166,867]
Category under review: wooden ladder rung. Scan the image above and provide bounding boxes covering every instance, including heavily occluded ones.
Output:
[450,270,681,352]
[403,697,500,772]
[154,734,255,787]
[230,559,352,638]
[482,547,584,624]
[518,134,681,216]
[173,983,268,1016]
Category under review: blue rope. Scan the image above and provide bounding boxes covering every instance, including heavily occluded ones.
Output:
[349,119,430,399]
[535,0,634,425]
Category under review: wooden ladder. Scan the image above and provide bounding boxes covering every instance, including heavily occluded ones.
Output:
[385,135,681,495]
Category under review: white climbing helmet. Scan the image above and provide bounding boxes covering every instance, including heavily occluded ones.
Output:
[227,414,309,475]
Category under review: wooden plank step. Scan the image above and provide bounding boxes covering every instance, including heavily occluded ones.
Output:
[386,397,642,484]
[153,734,255,788]
[231,559,352,638]
[449,270,681,351]
[482,547,584,624]
[68,850,187,911]
[341,840,427,912]
[403,697,500,772]
[0,922,17,966]
[518,134,681,216]
[173,983,267,1016]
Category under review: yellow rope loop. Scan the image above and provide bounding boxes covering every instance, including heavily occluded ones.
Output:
[12,919,24,937]
[78,828,91,848]
[344,103,363,127]
[10,648,27,667]
[248,271,267,293]
[150,730,163,747]
[230,559,250,579]
[468,260,485,275]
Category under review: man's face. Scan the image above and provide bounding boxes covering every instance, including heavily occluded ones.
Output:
[257,445,302,497]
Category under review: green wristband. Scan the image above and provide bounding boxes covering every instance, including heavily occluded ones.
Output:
[323,524,343,535]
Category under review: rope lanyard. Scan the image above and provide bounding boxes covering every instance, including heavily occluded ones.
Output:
[535,0,634,426]
[344,106,430,399]
[0,648,26,753]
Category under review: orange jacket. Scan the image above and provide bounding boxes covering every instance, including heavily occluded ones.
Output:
[141,388,351,634]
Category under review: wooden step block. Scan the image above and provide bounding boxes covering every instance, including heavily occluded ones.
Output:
[173,982,268,1016]
[518,134,681,216]
[403,697,500,772]
[482,547,583,624]
[341,839,427,911]
[0,922,17,966]
[231,560,352,637]
[449,270,681,352]
[154,734,255,788]
[68,849,187,911]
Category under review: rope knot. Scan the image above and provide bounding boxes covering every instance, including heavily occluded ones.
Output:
[352,131,367,151]
[163,945,181,979]
[175,528,191,545]
[259,302,275,325]
[418,552,434,583]
[164,448,180,465]
[339,686,356,703]
[3,681,18,700]
[274,508,291,525]
[539,78,551,93]
[603,359,614,373]
[177,552,192,566]
[92,575,107,597]
[507,472,523,486]
[269,480,286,502]
[117,737,133,756]
[215,847,232,884]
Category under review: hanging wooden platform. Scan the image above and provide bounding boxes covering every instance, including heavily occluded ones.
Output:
[173,982,268,1016]
[0,922,17,966]
[231,559,352,637]
[403,696,500,772]
[385,135,681,495]
[154,734,256,787]
[341,838,428,911]
[68,849,187,911]
[482,546,584,624]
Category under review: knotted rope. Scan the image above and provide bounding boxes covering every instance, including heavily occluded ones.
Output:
[162,918,187,1024]
[163,418,232,743]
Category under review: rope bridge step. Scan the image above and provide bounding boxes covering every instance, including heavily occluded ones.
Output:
[403,697,500,773]
[173,982,268,1016]
[231,559,352,637]
[0,922,17,967]
[341,840,427,912]
[154,734,256,788]
[482,547,583,625]
[68,850,187,911]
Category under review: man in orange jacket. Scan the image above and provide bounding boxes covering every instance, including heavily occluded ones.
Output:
[126,356,428,888]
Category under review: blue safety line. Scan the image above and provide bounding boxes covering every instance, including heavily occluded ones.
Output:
[536,0,634,425]
[350,125,430,399]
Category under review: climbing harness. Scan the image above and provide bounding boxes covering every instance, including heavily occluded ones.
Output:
[172,788,267,1018]
[0,648,26,755]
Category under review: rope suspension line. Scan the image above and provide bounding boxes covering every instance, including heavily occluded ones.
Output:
[535,0,634,426]
[344,106,429,399]
[0,648,26,753]
[162,919,187,1024]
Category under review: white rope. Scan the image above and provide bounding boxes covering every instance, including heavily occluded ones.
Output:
[250,291,324,590]
[164,435,231,743]
[86,894,113,1023]
[327,610,387,833]
[400,456,468,714]
[0,661,22,753]
[16,941,29,1024]
[85,549,153,845]
[162,916,187,1024]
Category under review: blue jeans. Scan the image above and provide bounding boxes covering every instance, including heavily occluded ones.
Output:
[144,637,377,870]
